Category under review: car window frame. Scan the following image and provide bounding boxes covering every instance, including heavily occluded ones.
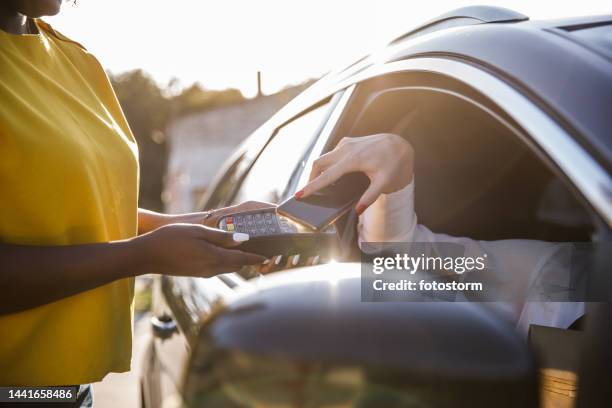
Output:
[294,86,356,190]
[225,93,342,206]
[199,86,341,210]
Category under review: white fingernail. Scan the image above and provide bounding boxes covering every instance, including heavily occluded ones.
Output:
[233,233,249,242]
[274,255,283,265]
[262,259,271,265]
[292,254,301,266]
[312,255,320,265]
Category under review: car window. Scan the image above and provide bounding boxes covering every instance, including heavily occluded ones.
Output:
[343,75,595,242]
[200,152,247,210]
[232,101,332,204]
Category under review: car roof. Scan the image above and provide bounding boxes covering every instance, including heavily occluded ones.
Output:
[324,8,612,171]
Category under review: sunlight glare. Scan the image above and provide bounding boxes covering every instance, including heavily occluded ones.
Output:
[46,0,611,97]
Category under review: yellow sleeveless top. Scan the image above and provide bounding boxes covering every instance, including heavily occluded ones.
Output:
[0,20,139,385]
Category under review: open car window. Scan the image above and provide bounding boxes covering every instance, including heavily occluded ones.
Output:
[335,73,596,242]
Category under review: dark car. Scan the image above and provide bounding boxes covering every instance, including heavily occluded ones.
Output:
[140,7,612,408]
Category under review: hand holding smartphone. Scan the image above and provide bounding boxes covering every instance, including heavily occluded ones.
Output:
[278,172,370,230]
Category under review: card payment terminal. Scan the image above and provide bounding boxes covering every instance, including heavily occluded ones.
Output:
[217,172,370,259]
[218,210,338,259]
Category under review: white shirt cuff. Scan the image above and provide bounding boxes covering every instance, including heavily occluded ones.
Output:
[359,180,417,243]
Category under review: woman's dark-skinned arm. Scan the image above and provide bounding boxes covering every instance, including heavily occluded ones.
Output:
[0,239,141,315]
[0,223,265,315]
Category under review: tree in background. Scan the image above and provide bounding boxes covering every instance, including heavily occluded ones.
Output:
[109,70,244,211]
[110,70,168,212]
[171,82,244,117]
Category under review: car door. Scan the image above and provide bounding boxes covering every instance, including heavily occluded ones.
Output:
[147,92,345,407]
[310,67,610,407]
[146,125,291,408]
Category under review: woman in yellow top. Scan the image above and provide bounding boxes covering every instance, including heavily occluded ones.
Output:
[0,0,268,394]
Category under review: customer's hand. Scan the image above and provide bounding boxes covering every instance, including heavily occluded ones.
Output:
[134,223,266,277]
[296,133,414,214]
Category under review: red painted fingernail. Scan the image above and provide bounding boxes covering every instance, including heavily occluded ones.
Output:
[355,204,367,215]
[294,190,304,199]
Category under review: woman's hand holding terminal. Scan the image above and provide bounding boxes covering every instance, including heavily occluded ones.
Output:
[134,223,265,277]
[0,203,270,315]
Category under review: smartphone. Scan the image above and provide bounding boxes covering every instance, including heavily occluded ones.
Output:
[277,172,370,230]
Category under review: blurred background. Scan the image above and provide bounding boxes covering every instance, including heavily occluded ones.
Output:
[45,1,609,405]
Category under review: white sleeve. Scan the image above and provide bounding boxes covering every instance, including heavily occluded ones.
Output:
[357,178,583,333]
[358,180,417,243]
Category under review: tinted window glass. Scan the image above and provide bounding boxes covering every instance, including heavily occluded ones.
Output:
[232,102,331,204]
[201,153,247,210]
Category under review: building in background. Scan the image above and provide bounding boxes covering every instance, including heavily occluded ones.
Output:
[163,85,307,213]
